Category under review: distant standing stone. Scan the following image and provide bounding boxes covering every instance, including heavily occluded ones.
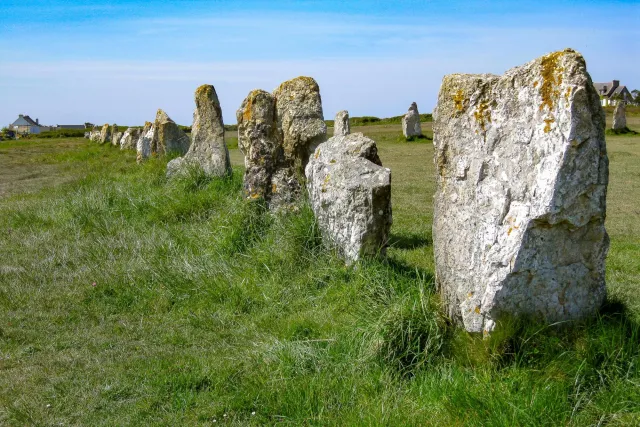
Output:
[432,49,609,334]
[612,101,627,130]
[136,121,154,163]
[306,132,391,263]
[152,109,190,156]
[120,127,141,150]
[111,124,122,146]
[99,124,111,144]
[167,84,231,178]
[333,110,350,136]
[402,102,422,138]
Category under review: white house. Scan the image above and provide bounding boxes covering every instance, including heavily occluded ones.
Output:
[10,114,47,134]
[593,81,633,106]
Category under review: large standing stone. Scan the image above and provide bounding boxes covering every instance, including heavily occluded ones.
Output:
[99,124,111,144]
[151,109,190,156]
[89,126,101,142]
[111,124,122,146]
[167,84,231,178]
[306,133,391,263]
[120,127,141,150]
[612,101,627,130]
[236,76,327,209]
[402,102,422,138]
[136,121,155,163]
[334,110,350,136]
[432,49,609,334]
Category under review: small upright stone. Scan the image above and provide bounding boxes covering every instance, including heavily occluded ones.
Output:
[402,102,422,138]
[99,124,111,144]
[152,109,190,156]
[136,121,155,163]
[612,101,627,130]
[333,110,350,136]
[89,126,100,142]
[306,133,391,263]
[432,49,609,334]
[111,124,122,146]
[120,127,141,150]
[167,84,231,178]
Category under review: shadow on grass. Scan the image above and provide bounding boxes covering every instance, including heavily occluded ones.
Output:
[388,232,432,250]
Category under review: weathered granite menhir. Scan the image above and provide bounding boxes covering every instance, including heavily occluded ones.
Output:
[120,127,141,150]
[167,84,231,178]
[237,76,327,210]
[111,124,122,146]
[99,123,111,144]
[432,49,609,334]
[306,132,392,263]
[612,101,627,131]
[136,121,154,163]
[152,109,190,156]
[402,102,422,138]
[334,110,350,136]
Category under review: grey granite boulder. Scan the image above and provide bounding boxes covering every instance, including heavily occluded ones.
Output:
[612,101,627,130]
[99,124,111,144]
[334,110,350,136]
[236,76,327,209]
[151,109,190,156]
[402,102,422,138]
[432,49,609,334]
[167,84,231,178]
[120,127,141,150]
[89,126,100,142]
[306,132,391,263]
[136,121,155,163]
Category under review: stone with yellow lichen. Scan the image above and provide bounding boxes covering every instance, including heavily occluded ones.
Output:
[432,49,608,334]
[236,77,327,210]
[167,84,231,178]
[151,109,190,157]
[98,123,111,145]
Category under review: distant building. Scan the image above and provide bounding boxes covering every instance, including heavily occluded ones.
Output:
[55,124,85,130]
[593,80,633,106]
[9,114,55,134]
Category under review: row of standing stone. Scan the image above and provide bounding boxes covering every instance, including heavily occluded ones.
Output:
[86,49,611,335]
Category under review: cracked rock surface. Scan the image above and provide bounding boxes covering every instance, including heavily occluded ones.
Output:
[237,76,327,210]
[612,101,627,130]
[306,132,391,263]
[432,49,609,333]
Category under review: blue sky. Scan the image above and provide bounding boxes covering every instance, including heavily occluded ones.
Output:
[1,0,638,126]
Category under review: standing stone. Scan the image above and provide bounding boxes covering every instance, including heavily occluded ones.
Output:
[167,84,231,178]
[612,101,627,130]
[111,124,122,146]
[306,133,391,263]
[99,124,111,144]
[136,121,155,163]
[151,109,190,156]
[402,102,422,138]
[89,126,100,142]
[237,76,327,209]
[120,127,141,150]
[334,110,350,136]
[237,89,279,200]
[432,49,609,334]
[84,132,90,139]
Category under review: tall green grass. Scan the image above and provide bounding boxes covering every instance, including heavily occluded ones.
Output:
[0,140,639,425]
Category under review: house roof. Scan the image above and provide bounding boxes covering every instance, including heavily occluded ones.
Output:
[11,115,39,126]
[593,81,618,97]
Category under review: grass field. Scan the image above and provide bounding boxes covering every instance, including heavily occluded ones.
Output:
[0,116,639,425]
